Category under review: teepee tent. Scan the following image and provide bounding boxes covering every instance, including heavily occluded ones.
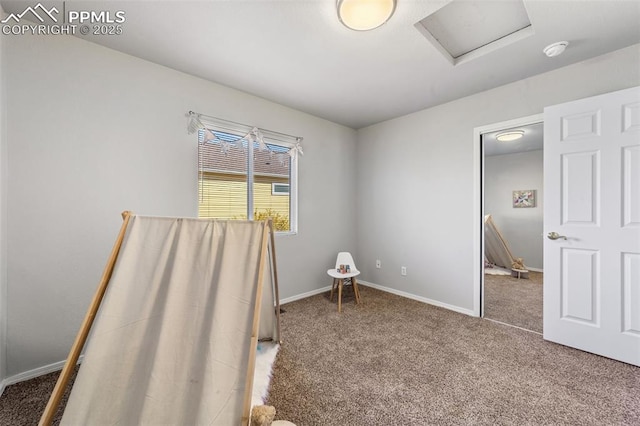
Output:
[40,213,281,426]
[484,214,521,269]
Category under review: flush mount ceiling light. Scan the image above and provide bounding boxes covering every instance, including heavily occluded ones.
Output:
[337,0,396,31]
[543,41,569,58]
[496,130,524,142]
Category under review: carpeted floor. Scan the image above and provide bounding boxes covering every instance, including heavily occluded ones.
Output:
[267,285,639,425]
[1,285,638,425]
[0,366,76,425]
[483,271,543,333]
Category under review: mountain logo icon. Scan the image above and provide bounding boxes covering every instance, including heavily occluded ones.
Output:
[1,3,59,24]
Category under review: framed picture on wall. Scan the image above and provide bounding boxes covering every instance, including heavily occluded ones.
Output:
[513,189,536,208]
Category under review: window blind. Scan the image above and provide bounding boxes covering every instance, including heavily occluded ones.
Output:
[198,129,294,232]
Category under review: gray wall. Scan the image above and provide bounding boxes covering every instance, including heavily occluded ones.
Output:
[3,31,640,380]
[0,3,7,388]
[4,33,357,376]
[356,44,640,313]
[485,150,543,270]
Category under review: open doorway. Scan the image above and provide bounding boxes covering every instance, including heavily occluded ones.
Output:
[482,123,543,333]
[472,114,543,333]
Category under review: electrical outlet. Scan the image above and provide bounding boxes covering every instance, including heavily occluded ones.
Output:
[401,266,407,276]
[376,259,381,269]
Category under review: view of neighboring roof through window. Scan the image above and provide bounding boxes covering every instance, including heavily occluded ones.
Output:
[197,129,297,233]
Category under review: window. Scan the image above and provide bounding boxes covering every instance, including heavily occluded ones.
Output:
[272,183,290,195]
[197,126,299,233]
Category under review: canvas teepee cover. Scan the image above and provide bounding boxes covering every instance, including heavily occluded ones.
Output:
[484,214,518,269]
[42,214,280,426]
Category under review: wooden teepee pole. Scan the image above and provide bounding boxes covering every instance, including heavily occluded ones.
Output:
[267,218,282,344]
[39,211,133,426]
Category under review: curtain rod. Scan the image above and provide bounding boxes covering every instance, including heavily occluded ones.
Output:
[188,110,303,143]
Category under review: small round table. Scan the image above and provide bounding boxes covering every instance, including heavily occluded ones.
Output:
[511,268,529,279]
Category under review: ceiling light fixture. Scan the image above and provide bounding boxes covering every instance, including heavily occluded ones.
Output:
[496,130,524,142]
[543,41,569,58]
[337,0,396,31]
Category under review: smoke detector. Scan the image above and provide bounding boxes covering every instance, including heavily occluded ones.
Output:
[543,41,568,58]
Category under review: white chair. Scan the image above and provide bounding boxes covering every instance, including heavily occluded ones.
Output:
[326,252,361,312]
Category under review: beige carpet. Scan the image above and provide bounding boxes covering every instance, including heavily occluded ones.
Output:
[483,271,543,333]
[0,366,75,425]
[267,286,639,425]
[1,285,638,425]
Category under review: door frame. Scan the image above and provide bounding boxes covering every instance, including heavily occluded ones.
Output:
[472,113,543,317]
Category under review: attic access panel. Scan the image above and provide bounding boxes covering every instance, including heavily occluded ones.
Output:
[415,0,534,66]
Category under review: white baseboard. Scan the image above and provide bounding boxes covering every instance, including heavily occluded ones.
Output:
[0,280,474,395]
[527,267,543,273]
[280,281,474,317]
[358,280,475,317]
[2,355,83,389]
[281,285,331,305]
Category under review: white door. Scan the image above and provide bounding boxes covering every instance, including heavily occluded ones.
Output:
[543,86,640,366]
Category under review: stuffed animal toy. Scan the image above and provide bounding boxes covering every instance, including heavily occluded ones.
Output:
[250,405,297,426]
[511,257,526,270]
[251,405,276,426]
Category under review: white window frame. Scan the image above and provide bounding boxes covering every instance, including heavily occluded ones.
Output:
[198,117,299,235]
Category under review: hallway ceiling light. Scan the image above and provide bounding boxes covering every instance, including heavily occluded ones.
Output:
[337,0,396,31]
[496,130,524,142]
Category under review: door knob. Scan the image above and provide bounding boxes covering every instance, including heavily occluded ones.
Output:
[547,232,567,240]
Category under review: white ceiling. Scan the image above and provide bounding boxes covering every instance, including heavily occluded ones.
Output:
[2,0,640,129]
